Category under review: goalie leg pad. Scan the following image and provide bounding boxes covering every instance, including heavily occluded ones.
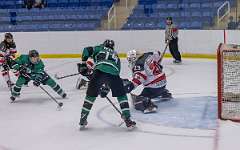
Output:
[140,87,172,99]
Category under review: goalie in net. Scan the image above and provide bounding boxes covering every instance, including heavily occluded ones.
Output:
[124,49,172,114]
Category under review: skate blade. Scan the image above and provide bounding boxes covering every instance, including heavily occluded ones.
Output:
[79,125,87,131]
[127,125,137,131]
[143,109,157,114]
[10,100,15,103]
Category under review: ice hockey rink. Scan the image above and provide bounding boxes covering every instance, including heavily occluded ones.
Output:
[0,58,239,150]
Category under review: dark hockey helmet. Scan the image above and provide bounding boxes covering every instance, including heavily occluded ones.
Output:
[29,50,39,57]
[166,17,173,25]
[29,50,40,64]
[103,39,115,49]
[5,32,13,39]
[166,17,172,21]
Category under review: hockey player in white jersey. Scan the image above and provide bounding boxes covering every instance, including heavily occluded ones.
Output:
[124,49,172,113]
[0,33,18,88]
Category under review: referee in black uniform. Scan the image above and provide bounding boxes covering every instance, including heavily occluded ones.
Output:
[165,17,182,64]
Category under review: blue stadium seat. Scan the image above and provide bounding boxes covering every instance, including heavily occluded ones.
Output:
[47,0,58,7]
[68,0,80,7]
[144,21,157,29]
[58,0,69,7]
[178,3,189,9]
[202,11,214,17]
[167,3,178,9]
[190,21,202,29]
[189,3,201,9]
[191,11,202,17]
[201,2,212,8]
[179,22,190,29]
[156,3,166,9]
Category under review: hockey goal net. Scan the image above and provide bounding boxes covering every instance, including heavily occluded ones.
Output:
[218,43,240,121]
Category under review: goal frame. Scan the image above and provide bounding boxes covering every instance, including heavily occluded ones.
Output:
[217,43,240,121]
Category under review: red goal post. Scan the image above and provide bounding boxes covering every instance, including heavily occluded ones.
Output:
[218,43,240,121]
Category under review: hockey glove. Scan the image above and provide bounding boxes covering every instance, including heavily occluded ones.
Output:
[122,79,135,93]
[33,77,42,87]
[99,85,110,98]
[19,66,31,75]
[77,63,88,76]
[2,62,9,71]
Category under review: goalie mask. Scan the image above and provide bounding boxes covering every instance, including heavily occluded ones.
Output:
[127,49,140,68]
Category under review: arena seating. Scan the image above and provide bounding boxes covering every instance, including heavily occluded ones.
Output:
[0,0,114,32]
[122,0,236,30]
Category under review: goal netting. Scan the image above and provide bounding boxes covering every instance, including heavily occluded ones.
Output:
[218,43,240,121]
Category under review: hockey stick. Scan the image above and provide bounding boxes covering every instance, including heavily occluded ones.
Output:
[105,96,125,127]
[54,72,80,80]
[158,42,169,64]
[21,69,63,109]
[39,85,63,108]
[105,96,122,116]
[9,59,63,108]
[6,70,13,94]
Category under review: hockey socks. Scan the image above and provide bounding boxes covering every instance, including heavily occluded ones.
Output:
[117,95,131,118]
[50,82,66,98]
[79,96,96,128]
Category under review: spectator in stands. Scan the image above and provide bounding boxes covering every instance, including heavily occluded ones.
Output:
[165,17,182,64]
[33,0,45,9]
[237,16,240,29]
[24,0,34,9]
[227,16,237,30]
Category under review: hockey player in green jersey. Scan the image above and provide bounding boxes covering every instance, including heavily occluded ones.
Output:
[10,50,67,101]
[78,39,136,130]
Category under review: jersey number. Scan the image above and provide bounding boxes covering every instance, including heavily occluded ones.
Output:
[96,48,118,64]
[149,61,161,75]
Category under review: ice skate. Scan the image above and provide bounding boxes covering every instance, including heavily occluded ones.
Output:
[122,116,136,130]
[143,102,158,114]
[79,119,88,130]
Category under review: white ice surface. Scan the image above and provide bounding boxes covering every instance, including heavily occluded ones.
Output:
[0,58,239,150]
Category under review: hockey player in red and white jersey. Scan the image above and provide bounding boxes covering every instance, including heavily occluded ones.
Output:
[0,33,18,88]
[124,49,172,113]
